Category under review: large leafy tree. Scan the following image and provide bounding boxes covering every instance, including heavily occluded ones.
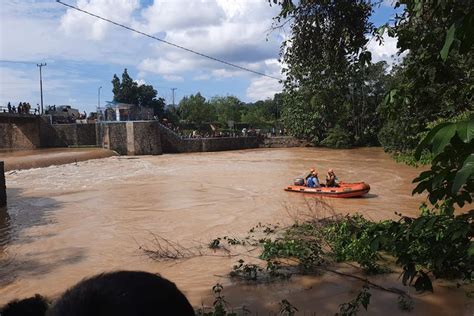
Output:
[271,0,385,146]
[378,1,474,152]
[178,93,216,125]
[210,96,243,127]
[111,69,165,117]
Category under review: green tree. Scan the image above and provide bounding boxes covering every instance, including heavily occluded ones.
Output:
[271,0,386,147]
[378,1,474,152]
[178,93,216,125]
[210,96,243,127]
[111,69,165,117]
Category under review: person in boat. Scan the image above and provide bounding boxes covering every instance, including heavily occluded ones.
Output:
[326,169,339,187]
[306,171,321,188]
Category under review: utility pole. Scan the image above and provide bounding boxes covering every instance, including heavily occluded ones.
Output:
[171,88,177,106]
[37,63,47,114]
[98,86,102,122]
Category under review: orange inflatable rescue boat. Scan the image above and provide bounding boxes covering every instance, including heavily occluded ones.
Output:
[285,181,370,198]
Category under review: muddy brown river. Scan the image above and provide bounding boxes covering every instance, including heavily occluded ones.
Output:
[0,148,471,314]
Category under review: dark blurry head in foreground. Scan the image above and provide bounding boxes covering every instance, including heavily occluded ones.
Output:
[0,271,195,316]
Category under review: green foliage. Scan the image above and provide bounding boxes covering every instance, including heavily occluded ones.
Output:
[336,284,371,316]
[324,209,473,292]
[393,151,432,167]
[195,284,238,316]
[389,111,472,165]
[230,259,262,281]
[271,1,390,147]
[278,299,298,316]
[378,1,474,153]
[321,126,353,149]
[391,210,473,283]
[413,119,474,208]
[210,96,243,127]
[260,223,323,272]
[324,215,391,274]
[163,105,181,125]
[111,69,165,116]
[179,93,216,126]
[392,0,474,61]
[170,93,283,130]
[241,97,282,128]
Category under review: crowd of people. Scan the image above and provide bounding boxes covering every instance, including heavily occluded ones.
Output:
[3,102,40,115]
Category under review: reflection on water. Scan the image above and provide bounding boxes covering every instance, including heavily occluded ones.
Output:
[0,148,471,315]
[0,206,10,249]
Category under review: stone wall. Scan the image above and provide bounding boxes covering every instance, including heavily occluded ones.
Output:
[40,122,97,147]
[126,121,162,155]
[39,117,67,147]
[158,124,255,153]
[201,137,259,152]
[0,161,6,207]
[0,117,41,149]
[260,136,305,148]
[99,121,162,155]
[156,123,259,153]
[1,117,301,155]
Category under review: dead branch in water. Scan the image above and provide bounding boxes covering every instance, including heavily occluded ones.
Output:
[138,233,198,261]
[137,233,242,262]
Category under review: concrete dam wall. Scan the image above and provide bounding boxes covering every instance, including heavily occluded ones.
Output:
[1,115,301,155]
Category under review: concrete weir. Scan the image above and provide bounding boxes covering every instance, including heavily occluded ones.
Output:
[1,115,302,156]
[0,161,6,207]
[99,121,163,155]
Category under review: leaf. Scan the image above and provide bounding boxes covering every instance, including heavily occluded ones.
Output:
[452,154,474,193]
[451,231,463,241]
[432,123,457,156]
[440,23,456,61]
[458,15,474,54]
[370,238,380,252]
[468,243,474,257]
[468,119,474,142]
[415,122,451,159]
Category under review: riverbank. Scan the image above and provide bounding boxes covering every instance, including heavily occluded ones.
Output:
[0,147,471,314]
[0,148,116,171]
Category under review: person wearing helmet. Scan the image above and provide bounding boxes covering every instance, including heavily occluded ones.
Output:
[326,169,339,187]
[306,171,321,188]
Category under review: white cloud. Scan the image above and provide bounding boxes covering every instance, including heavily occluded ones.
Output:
[134,79,146,85]
[60,0,140,40]
[0,0,284,105]
[246,59,283,101]
[137,0,225,33]
[163,75,184,82]
[367,33,405,68]
[193,74,211,81]
[134,0,282,81]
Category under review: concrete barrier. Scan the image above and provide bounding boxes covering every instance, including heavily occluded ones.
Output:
[0,161,6,207]
[99,121,162,155]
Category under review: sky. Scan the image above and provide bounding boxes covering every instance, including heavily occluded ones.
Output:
[0,0,402,113]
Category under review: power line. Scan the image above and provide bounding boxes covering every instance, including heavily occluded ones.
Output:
[55,0,282,81]
[0,60,38,65]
